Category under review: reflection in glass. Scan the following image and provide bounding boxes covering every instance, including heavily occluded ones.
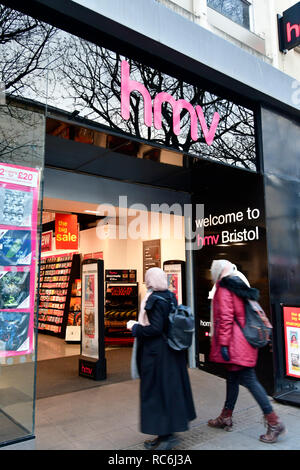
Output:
[0,103,44,445]
[1,6,256,171]
[207,0,250,30]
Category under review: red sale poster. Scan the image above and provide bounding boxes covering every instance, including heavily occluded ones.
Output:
[283,306,300,378]
[0,163,40,357]
[55,213,78,250]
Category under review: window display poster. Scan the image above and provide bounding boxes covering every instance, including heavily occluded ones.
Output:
[41,230,53,252]
[0,229,32,265]
[55,213,78,250]
[283,306,300,379]
[164,263,183,305]
[82,263,99,359]
[0,162,40,357]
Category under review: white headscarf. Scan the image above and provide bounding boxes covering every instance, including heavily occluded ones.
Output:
[145,267,168,291]
[210,259,250,286]
[209,260,250,337]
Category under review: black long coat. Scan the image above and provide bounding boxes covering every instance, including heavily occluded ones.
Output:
[132,290,196,436]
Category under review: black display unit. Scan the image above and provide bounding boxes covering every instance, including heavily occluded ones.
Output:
[104,269,138,343]
[273,303,300,407]
[79,258,106,381]
[38,253,80,338]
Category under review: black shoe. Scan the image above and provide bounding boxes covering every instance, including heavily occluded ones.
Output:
[144,437,159,449]
[144,435,179,450]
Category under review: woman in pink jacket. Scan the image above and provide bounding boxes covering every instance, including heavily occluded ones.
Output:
[208,260,286,444]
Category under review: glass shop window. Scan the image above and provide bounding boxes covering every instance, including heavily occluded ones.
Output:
[207,0,251,30]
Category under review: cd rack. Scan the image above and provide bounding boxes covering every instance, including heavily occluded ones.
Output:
[38,253,80,338]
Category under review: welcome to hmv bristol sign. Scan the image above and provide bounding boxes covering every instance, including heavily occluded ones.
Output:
[278,1,300,52]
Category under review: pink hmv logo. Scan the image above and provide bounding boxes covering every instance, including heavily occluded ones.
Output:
[121,60,220,146]
[286,22,300,42]
[81,364,93,375]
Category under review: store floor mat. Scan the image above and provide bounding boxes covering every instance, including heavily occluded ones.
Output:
[36,348,132,399]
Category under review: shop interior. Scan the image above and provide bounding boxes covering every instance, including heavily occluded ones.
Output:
[36,115,189,398]
[36,112,271,397]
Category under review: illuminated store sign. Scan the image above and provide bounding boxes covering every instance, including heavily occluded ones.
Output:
[278,2,300,52]
[195,208,261,248]
[121,60,220,146]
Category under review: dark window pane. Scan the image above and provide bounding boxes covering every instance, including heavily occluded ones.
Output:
[208,0,250,29]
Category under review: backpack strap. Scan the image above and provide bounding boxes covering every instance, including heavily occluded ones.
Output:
[150,293,177,313]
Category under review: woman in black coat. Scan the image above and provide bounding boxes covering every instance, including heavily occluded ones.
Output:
[127,267,196,450]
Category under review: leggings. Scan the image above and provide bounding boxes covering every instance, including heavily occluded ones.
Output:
[224,367,273,415]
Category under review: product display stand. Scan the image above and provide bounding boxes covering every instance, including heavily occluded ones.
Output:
[79,259,106,380]
[38,253,80,338]
[104,275,138,344]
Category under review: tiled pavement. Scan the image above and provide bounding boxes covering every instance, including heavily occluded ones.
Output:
[2,368,300,451]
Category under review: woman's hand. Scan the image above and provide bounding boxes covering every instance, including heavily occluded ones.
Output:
[127,320,138,330]
[221,346,230,361]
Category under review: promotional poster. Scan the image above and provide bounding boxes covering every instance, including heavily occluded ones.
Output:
[0,163,39,357]
[164,263,183,305]
[82,263,99,359]
[283,305,300,378]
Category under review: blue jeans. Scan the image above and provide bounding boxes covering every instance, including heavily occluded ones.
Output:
[224,367,273,415]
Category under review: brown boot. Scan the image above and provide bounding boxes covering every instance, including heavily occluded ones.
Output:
[208,408,233,432]
[259,411,286,443]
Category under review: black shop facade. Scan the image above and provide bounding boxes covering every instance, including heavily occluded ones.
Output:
[1,0,300,447]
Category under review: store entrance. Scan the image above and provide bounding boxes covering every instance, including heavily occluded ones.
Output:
[36,113,270,398]
[36,116,190,398]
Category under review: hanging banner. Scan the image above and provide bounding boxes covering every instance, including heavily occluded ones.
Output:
[283,305,300,379]
[0,162,40,357]
[41,230,53,252]
[55,213,78,250]
[143,239,161,281]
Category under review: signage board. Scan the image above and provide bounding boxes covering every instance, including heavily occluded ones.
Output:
[278,2,300,51]
[143,239,161,281]
[55,213,78,250]
[163,261,185,305]
[0,162,40,357]
[105,269,136,283]
[282,305,300,379]
[41,230,53,252]
[81,262,99,359]
[79,259,106,380]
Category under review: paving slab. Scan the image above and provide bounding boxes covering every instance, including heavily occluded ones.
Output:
[1,368,300,451]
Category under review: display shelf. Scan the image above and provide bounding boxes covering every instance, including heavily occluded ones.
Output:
[65,279,81,342]
[38,253,80,338]
[104,281,138,340]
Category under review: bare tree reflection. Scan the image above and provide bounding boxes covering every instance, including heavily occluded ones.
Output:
[0,6,56,95]
[0,6,256,170]
[60,37,256,169]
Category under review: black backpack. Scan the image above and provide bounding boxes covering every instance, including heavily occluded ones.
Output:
[153,295,195,351]
[235,299,272,348]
